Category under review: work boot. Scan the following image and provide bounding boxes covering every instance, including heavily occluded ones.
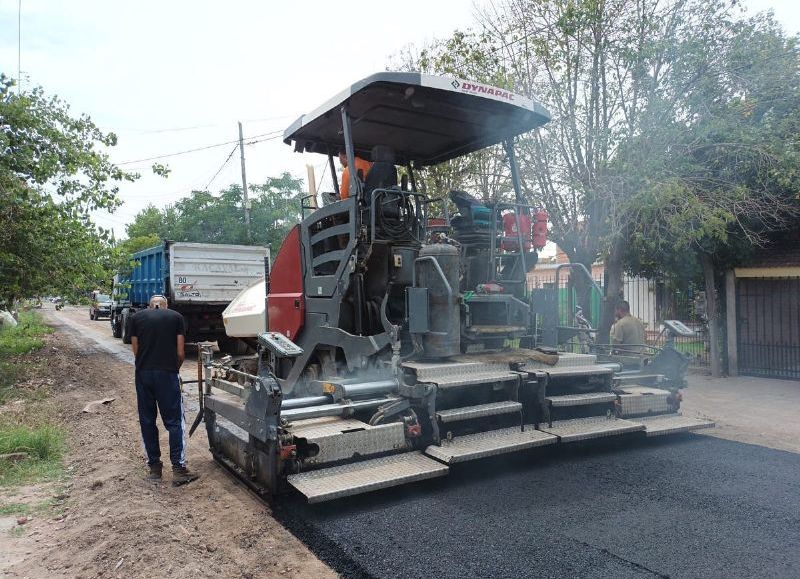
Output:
[147,462,163,481]
[172,465,200,487]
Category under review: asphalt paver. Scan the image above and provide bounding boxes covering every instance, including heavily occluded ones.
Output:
[277,434,800,579]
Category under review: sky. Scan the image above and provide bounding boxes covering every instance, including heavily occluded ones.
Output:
[1,0,798,238]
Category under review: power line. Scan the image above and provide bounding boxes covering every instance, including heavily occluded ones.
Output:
[115,130,283,166]
[104,115,294,135]
[203,145,239,191]
[17,0,21,93]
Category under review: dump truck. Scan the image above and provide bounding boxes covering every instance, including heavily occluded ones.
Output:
[193,72,714,504]
[110,241,268,346]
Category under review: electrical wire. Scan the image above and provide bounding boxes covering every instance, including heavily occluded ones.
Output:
[104,115,294,135]
[203,145,239,191]
[115,130,283,166]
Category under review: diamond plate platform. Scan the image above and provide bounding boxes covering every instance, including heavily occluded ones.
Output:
[402,360,518,389]
[287,451,448,503]
[546,392,617,407]
[436,401,522,423]
[527,364,614,378]
[425,426,557,464]
[631,413,715,437]
[539,416,644,442]
[522,352,597,370]
[290,418,407,466]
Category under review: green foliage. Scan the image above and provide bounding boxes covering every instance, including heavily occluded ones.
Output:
[0,424,65,461]
[0,74,136,305]
[621,11,800,276]
[0,312,52,358]
[122,172,304,254]
[0,311,64,487]
[0,423,66,487]
[0,312,51,404]
[398,2,800,279]
[392,31,515,202]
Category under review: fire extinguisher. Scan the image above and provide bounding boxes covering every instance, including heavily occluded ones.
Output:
[533,210,548,249]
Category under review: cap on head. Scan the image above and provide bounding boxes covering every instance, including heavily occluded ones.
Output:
[149,295,168,309]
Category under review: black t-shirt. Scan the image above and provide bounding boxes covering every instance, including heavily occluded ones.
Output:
[130,308,186,371]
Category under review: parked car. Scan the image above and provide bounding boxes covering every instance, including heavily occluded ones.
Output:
[89,292,112,320]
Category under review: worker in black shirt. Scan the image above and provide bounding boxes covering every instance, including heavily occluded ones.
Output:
[130,295,199,486]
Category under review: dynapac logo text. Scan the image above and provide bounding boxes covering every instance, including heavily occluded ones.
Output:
[459,81,515,101]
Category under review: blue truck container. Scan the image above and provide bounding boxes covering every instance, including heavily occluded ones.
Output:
[110,241,268,345]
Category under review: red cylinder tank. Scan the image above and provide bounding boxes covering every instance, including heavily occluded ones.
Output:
[501,212,532,252]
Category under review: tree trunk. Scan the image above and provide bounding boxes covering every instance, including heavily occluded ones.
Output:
[598,239,624,345]
[700,251,722,377]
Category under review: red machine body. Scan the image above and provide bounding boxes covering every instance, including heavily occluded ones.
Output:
[267,225,305,340]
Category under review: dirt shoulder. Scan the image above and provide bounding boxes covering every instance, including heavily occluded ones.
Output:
[1,309,334,579]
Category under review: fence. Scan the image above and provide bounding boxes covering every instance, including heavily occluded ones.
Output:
[736,277,800,380]
[527,269,710,368]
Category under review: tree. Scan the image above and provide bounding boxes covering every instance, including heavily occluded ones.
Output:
[619,13,800,374]
[0,75,135,305]
[397,1,800,362]
[124,204,176,241]
[122,172,304,255]
[391,32,516,203]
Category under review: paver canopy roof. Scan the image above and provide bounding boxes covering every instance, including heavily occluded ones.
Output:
[283,72,551,167]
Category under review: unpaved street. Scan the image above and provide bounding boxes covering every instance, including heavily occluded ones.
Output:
[1,306,334,579]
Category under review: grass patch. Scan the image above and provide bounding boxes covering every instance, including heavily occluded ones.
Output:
[0,424,65,460]
[7,525,25,537]
[673,340,707,356]
[0,424,66,487]
[0,311,52,358]
[0,311,52,404]
[0,497,63,517]
[0,311,65,487]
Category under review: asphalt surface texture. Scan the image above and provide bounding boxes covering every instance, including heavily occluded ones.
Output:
[276,434,800,579]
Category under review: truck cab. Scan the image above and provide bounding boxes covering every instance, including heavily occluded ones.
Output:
[89,290,112,321]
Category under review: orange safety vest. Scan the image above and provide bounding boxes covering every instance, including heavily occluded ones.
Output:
[340,157,372,199]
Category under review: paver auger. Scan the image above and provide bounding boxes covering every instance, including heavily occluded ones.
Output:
[194,73,714,503]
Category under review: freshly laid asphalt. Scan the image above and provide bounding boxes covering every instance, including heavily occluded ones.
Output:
[276,434,800,579]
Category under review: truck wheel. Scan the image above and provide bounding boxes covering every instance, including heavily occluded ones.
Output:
[121,311,132,344]
[111,314,122,338]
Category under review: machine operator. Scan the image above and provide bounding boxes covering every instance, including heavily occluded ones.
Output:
[610,300,647,354]
[338,150,372,200]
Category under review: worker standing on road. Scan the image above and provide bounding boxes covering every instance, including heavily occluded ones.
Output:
[130,295,199,486]
[338,150,372,200]
[610,300,646,354]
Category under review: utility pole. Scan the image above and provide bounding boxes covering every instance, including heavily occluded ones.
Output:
[238,121,252,242]
[17,0,22,93]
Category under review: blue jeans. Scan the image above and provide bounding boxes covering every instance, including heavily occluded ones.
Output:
[135,369,186,468]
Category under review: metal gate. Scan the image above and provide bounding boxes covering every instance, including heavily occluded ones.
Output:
[736,277,800,379]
